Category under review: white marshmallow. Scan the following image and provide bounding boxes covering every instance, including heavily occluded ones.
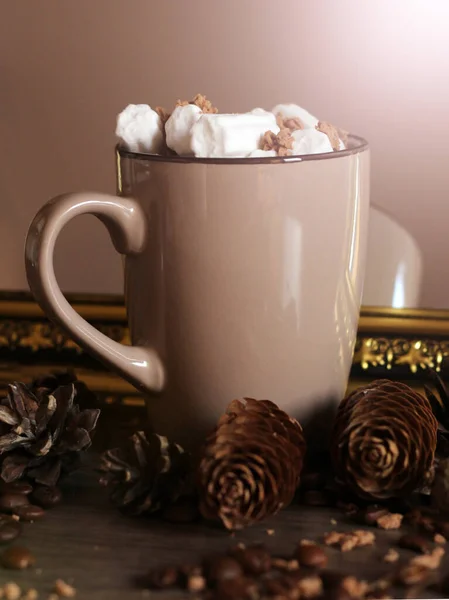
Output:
[116,104,164,154]
[271,103,319,129]
[248,149,278,157]
[165,104,202,155]
[339,138,346,150]
[250,107,273,116]
[291,128,334,155]
[191,113,279,158]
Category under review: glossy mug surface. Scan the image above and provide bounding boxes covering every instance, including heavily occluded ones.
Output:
[25,137,370,449]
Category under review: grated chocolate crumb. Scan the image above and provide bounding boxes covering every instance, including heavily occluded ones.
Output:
[155,106,170,124]
[297,575,323,598]
[190,94,218,114]
[187,574,206,593]
[266,529,275,536]
[383,548,399,563]
[316,120,340,151]
[262,129,294,156]
[324,529,375,552]
[54,579,76,598]
[410,546,444,570]
[3,583,21,600]
[376,513,403,530]
[434,533,446,545]
[276,114,304,132]
[22,590,38,600]
[341,576,369,598]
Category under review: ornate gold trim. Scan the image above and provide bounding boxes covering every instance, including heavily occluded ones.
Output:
[2,293,449,381]
[353,337,449,373]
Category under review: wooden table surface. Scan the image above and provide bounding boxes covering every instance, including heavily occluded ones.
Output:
[0,459,445,600]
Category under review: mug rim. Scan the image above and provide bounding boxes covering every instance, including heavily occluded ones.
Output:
[116,133,369,165]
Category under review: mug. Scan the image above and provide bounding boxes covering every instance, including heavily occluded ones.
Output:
[25,138,370,450]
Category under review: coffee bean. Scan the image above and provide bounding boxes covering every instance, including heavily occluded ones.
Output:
[398,534,430,554]
[146,566,178,589]
[0,482,33,496]
[0,493,29,513]
[31,485,62,509]
[295,543,328,569]
[301,490,332,507]
[14,505,45,522]
[230,545,271,575]
[162,498,200,524]
[0,521,21,543]
[206,556,243,585]
[215,576,258,600]
[1,546,35,569]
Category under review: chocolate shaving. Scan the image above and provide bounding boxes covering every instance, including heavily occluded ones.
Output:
[262,129,294,157]
[276,114,304,132]
[155,106,170,124]
[316,120,341,151]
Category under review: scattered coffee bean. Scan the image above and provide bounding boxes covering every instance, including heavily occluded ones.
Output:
[0,521,21,543]
[301,490,332,507]
[0,494,29,513]
[215,576,258,600]
[1,546,36,569]
[230,544,271,575]
[31,486,62,509]
[205,556,243,585]
[295,543,328,569]
[398,534,430,554]
[0,482,33,496]
[146,566,178,589]
[13,505,45,522]
[162,497,200,524]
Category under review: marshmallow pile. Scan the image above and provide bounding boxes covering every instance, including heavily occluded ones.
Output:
[116,94,347,159]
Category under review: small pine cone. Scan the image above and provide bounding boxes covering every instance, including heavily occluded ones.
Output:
[99,431,191,515]
[332,380,438,500]
[197,398,306,530]
[0,381,100,486]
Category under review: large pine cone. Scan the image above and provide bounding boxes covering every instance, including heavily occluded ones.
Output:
[0,381,100,486]
[332,380,438,500]
[99,431,191,515]
[197,398,306,530]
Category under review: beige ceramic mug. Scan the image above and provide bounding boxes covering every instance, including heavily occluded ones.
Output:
[25,138,370,450]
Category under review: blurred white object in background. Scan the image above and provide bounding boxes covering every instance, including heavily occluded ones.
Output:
[363,207,423,308]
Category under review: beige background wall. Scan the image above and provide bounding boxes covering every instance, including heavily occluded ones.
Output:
[1,0,448,307]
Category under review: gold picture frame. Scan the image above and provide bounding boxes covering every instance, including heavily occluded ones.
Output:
[1,292,447,402]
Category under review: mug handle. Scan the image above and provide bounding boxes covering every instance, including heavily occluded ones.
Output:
[25,192,165,394]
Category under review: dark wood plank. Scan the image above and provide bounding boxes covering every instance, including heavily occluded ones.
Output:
[0,460,443,599]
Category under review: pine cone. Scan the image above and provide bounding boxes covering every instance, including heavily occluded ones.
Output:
[99,431,191,515]
[332,380,438,500]
[0,381,100,486]
[197,398,306,530]
[31,370,99,410]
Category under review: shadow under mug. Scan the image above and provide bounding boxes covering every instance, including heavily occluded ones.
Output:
[25,138,370,450]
